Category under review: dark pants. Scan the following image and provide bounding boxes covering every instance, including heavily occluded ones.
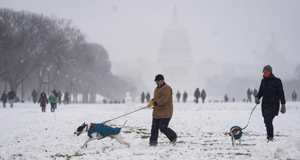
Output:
[263,114,275,138]
[51,103,55,112]
[42,106,46,112]
[150,118,177,146]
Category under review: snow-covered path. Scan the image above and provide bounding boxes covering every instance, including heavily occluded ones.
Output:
[1,102,300,160]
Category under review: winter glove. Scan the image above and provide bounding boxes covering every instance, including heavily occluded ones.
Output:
[280,104,286,114]
[153,101,158,106]
[147,99,154,108]
[255,97,260,104]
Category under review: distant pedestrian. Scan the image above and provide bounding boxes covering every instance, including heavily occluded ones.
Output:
[183,91,188,103]
[247,88,252,103]
[255,65,286,142]
[58,91,62,104]
[232,98,235,102]
[141,92,145,103]
[64,92,69,105]
[201,89,206,103]
[176,91,181,103]
[253,89,258,97]
[292,91,297,101]
[224,94,229,102]
[194,88,201,104]
[146,92,151,103]
[38,92,48,112]
[1,91,8,108]
[7,90,16,108]
[32,89,37,103]
[52,90,58,109]
[49,91,57,112]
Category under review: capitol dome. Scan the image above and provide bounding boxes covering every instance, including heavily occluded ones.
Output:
[158,7,192,63]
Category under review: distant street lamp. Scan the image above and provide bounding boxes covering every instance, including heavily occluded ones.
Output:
[4,52,7,91]
[72,78,76,103]
[56,70,60,89]
[19,58,24,102]
[47,67,50,95]
[65,75,68,92]
[79,80,82,103]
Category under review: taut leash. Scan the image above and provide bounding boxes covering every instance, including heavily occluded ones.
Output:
[102,106,147,124]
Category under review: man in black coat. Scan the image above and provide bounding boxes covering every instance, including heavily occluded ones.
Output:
[255,65,286,142]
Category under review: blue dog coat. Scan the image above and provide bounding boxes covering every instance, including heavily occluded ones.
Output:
[87,123,121,138]
[230,126,243,140]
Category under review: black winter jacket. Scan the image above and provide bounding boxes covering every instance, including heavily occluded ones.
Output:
[256,74,286,116]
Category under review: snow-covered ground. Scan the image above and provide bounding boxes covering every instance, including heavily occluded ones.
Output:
[1,102,300,160]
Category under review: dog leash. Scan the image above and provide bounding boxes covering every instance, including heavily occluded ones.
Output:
[242,104,258,130]
[102,106,148,124]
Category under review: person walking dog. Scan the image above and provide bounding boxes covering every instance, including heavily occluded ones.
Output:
[147,74,177,146]
[255,65,286,142]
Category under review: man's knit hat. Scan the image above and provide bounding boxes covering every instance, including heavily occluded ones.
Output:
[154,74,164,81]
[263,65,272,73]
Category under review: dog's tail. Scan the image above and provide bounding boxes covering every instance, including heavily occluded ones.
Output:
[121,120,128,129]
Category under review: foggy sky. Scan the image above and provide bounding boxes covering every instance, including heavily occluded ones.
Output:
[1,0,300,64]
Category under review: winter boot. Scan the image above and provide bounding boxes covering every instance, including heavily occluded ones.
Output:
[267,136,274,142]
[170,135,177,146]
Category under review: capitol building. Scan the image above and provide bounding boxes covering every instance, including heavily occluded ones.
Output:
[113,7,222,97]
[112,7,295,101]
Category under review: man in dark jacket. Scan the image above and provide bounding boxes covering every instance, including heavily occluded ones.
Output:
[255,65,286,142]
[8,90,16,108]
[147,74,177,146]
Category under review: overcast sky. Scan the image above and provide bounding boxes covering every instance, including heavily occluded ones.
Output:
[1,0,300,64]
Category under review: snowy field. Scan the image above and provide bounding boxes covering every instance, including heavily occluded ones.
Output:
[1,102,300,160]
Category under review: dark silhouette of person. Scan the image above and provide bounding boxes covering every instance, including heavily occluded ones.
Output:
[32,89,37,103]
[194,88,200,104]
[146,92,151,103]
[141,92,145,103]
[176,91,181,103]
[183,91,188,103]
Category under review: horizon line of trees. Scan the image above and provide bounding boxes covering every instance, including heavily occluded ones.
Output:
[0,8,135,102]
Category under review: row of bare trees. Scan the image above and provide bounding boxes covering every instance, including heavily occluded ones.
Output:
[0,8,135,102]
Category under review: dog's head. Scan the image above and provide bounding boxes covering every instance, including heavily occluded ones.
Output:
[74,122,87,136]
[230,128,241,136]
[225,126,242,137]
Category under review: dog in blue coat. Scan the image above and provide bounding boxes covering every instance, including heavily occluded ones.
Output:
[225,126,243,146]
[74,121,130,148]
